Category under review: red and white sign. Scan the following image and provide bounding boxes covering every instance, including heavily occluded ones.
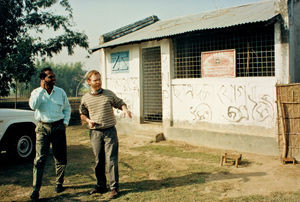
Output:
[201,49,236,78]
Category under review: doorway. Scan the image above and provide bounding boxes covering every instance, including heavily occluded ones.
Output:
[142,46,162,122]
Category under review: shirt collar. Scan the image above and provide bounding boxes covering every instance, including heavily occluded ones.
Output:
[90,88,103,95]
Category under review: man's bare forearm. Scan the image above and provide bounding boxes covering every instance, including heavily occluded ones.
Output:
[80,114,89,123]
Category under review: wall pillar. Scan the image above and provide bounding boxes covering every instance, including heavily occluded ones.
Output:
[99,48,107,88]
[160,39,173,128]
[275,22,289,84]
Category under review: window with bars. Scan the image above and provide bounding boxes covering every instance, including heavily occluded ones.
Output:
[173,23,275,78]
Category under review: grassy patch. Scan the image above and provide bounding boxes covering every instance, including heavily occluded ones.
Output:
[132,143,220,163]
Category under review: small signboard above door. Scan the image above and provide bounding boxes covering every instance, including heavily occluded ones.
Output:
[111,51,129,73]
[201,49,236,78]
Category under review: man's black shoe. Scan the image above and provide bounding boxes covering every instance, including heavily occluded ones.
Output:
[30,190,39,200]
[89,186,108,195]
[55,184,65,193]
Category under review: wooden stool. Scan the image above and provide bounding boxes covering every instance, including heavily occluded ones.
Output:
[220,153,242,168]
[282,157,296,165]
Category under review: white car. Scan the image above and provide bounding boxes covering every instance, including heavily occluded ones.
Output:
[0,108,37,161]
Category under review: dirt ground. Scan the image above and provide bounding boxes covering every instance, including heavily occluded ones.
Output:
[122,131,300,199]
[208,151,300,198]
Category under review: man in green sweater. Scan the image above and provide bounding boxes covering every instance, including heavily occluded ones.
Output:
[79,70,132,199]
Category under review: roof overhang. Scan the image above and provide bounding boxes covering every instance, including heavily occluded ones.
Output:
[91,0,280,52]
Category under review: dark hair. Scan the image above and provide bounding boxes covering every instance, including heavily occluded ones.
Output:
[40,67,53,79]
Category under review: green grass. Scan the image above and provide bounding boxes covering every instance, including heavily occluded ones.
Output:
[0,125,299,201]
[132,144,221,163]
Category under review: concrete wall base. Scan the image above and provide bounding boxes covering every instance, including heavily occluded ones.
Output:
[165,127,279,156]
[115,120,279,156]
[115,121,163,140]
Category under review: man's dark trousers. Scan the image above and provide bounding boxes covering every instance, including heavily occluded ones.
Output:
[33,120,67,192]
[90,126,119,191]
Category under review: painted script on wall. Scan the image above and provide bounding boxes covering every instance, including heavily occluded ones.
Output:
[201,49,236,77]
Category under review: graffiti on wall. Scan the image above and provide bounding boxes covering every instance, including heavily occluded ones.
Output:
[218,84,249,122]
[190,103,212,121]
[217,84,274,123]
[173,84,213,121]
[107,77,139,117]
[107,77,139,93]
[173,83,275,125]
[249,94,274,122]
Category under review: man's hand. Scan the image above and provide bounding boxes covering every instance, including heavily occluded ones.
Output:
[40,79,51,93]
[87,119,96,128]
[121,105,132,118]
[80,114,97,128]
[40,80,45,89]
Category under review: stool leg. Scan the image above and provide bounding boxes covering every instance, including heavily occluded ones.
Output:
[220,156,224,166]
[235,158,239,168]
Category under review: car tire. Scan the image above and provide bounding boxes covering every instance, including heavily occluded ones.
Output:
[7,129,36,162]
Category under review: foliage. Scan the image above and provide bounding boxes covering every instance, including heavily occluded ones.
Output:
[0,0,88,96]
[23,61,87,97]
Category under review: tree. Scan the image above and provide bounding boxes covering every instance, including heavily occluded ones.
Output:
[51,62,88,97]
[23,61,87,97]
[0,0,88,97]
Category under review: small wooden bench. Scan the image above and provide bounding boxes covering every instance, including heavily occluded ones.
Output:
[220,153,242,168]
[282,157,296,165]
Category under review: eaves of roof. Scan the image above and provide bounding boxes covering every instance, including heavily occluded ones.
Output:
[91,0,279,52]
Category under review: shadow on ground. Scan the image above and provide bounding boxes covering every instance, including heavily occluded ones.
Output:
[0,144,93,188]
[119,171,266,196]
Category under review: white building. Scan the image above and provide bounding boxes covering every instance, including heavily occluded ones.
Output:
[91,0,300,156]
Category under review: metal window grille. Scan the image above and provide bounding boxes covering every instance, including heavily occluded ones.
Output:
[173,23,275,78]
[142,46,162,122]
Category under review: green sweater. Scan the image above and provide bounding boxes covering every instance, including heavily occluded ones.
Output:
[79,89,125,129]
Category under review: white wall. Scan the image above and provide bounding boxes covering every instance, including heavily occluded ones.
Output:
[170,77,277,137]
[104,44,140,123]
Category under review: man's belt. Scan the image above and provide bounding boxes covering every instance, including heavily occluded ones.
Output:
[40,119,64,126]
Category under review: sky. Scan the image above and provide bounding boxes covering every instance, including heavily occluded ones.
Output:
[49,0,262,71]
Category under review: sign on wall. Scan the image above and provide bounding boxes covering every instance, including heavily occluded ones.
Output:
[201,49,236,77]
[111,51,129,73]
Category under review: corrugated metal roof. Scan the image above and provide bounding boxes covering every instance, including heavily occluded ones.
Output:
[91,0,279,51]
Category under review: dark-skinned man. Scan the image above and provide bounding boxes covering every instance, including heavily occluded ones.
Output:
[29,67,71,200]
